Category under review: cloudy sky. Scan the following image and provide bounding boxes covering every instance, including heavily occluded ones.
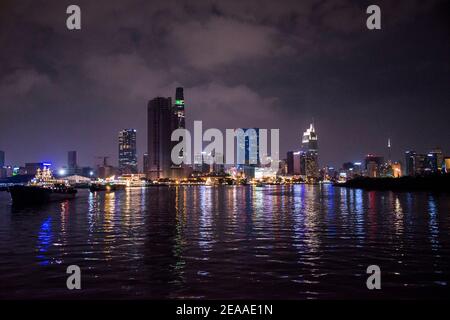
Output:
[0,0,449,169]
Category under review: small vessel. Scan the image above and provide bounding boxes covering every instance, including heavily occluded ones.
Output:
[89,182,126,192]
[8,167,77,205]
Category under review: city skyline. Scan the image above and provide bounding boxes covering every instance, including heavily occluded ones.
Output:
[0,1,449,169]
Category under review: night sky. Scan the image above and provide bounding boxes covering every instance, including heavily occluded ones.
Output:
[0,0,449,170]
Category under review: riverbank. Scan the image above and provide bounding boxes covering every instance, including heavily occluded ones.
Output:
[336,174,450,191]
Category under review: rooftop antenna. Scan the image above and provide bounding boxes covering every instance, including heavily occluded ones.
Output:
[387,138,392,164]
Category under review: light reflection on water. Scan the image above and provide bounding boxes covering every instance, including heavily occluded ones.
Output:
[0,185,449,299]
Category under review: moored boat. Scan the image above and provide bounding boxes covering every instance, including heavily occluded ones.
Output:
[8,168,77,205]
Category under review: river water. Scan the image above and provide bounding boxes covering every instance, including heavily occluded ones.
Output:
[0,185,448,299]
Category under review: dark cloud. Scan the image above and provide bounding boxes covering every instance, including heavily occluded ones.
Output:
[0,0,449,169]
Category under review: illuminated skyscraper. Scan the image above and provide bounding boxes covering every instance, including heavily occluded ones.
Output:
[118,129,138,174]
[174,87,185,129]
[171,87,186,178]
[302,123,319,179]
[429,148,444,172]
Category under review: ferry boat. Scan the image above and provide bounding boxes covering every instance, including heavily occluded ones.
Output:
[8,167,77,205]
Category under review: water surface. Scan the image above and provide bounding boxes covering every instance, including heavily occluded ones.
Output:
[0,185,449,299]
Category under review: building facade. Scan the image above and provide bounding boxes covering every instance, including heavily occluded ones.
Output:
[147,97,173,180]
[302,123,319,179]
[119,129,138,174]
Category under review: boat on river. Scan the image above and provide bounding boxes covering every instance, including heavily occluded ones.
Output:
[8,167,77,205]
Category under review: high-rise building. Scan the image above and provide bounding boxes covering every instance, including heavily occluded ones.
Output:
[143,153,149,175]
[118,129,138,174]
[364,154,384,177]
[429,148,444,172]
[174,87,185,130]
[171,87,187,179]
[147,97,173,180]
[302,123,319,179]
[236,128,260,179]
[68,151,77,174]
[405,151,416,176]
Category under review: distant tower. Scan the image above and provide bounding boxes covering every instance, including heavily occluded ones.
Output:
[118,129,138,174]
[68,151,77,174]
[301,123,319,179]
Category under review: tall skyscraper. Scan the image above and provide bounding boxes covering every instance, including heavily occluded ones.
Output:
[143,153,149,175]
[171,87,187,179]
[147,97,173,179]
[429,148,444,172]
[118,129,138,174]
[302,123,319,179]
[68,151,77,169]
[405,151,416,176]
[174,87,185,129]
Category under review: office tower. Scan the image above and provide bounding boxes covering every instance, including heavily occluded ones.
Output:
[147,97,173,180]
[286,151,294,175]
[236,128,260,165]
[405,151,416,176]
[429,148,444,172]
[413,154,427,176]
[118,129,138,174]
[426,152,438,174]
[143,153,149,175]
[236,128,260,179]
[302,123,319,179]
[171,87,186,179]
[67,151,77,175]
[174,87,185,129]
[364,154,384,177]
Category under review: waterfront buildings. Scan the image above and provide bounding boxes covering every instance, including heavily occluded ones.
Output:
[25,162,50,175]
[364,154,384,177]
[405,148,444,176]
[118,129,138,174]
